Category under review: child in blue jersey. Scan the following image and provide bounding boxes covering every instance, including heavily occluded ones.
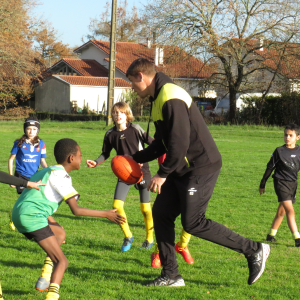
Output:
[8,117,47,193]
[12,138,125,300]
[8,117,47,230]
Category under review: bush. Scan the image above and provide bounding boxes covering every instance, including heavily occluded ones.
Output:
[30,111,107,121]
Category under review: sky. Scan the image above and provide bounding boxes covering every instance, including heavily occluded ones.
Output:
[33,0,146,48]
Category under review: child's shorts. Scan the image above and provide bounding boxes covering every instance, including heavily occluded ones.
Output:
[22,225,55,242]
[14,170,30,194]
[274,178,297,203]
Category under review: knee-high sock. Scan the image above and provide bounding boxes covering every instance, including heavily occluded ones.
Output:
[113,199,132,238]
[0,282,3,299]
[154,243,159,254]
[46,283,60,300]
[41,257,54,281]
[178,229,191,249]
[140,203,154,242]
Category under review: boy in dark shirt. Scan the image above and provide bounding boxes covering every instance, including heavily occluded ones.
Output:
[259,124,300,246]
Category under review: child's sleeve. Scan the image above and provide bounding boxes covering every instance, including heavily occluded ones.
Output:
[94,131,112,165]
[50,170,80,202]
[11,141,19,155]
[40,141,46,158]
[259,149,278,188]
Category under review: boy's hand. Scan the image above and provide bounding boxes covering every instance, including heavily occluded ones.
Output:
[86,160,97,168]
[105,209,126,224]
[259,188,265,195]
[27,180,46,191]
[10,185,15,188]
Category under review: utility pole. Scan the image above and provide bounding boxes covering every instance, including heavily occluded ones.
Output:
[106,0,117,125]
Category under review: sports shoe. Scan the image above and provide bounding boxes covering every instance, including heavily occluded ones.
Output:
[266,234,276,242]
[141,240,154,250]
[35,277,50,292]
[175,243,194,264]
[246,243,270,285]
[151,252,161,268]
[121,236,134,252]
[9,212,15,231]
[146,274,185,287]
[295,238,300,247]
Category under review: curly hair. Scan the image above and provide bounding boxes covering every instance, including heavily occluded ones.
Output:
[54,138,79,164]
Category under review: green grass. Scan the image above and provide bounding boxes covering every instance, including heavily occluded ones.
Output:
[0,121,298,299]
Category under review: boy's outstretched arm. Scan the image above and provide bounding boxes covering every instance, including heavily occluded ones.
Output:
[67,197,126,225]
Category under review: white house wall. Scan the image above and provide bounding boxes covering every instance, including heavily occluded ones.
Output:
[35,79,71,113]
[70,85,128,113]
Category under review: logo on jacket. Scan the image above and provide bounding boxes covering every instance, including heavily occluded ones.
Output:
[25,154,38,159]
[120,134,125,139]
[188,188,197,195]
[36,146,40,152]
[291,155,296,157]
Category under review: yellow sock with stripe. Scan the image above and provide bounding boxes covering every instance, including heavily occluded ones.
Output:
[154,243,159,254]
[45,283,60,300]
[269,228,277,236]
[41,257,54,282]
[292,232,300,239]
[140,203,154,242]
[178,229,192,249]
[0,282,3,299]
[113,199,132,238]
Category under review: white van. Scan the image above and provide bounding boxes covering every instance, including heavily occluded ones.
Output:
[211,93,280,116]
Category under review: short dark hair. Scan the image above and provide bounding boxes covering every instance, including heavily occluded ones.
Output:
[54,138,79,164]
[285,124,300,136]
[126,58,156,78]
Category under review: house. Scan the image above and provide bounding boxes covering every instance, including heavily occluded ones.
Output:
[35,40,214,113]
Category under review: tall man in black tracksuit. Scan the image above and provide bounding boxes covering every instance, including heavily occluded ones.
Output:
[126,58,270,286]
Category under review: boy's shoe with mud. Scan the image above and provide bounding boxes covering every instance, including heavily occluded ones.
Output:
[35,277,50,292]
[141,240,154,250]
[266,234,276,243]
[295,238,300,247]
[121,236,134,252]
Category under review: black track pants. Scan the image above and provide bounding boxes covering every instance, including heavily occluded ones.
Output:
[152,169,258,277]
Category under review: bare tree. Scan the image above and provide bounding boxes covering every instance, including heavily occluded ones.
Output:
[145,0,300,122]
[85,0,148,42]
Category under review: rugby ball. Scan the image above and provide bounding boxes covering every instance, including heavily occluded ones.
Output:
[111,155,143,184]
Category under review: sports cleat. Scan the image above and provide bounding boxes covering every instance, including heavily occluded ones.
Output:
[266,234,277,243]
[175,243,194,264]
[45,293,59,300]
[141,240,154,250]
[35,277,50,292]
[151,252,161,268]
[146,274,185,287]
[9,212,15,231]
[121,236,134,252]
[295,238,300,247]
[247,243,270,285]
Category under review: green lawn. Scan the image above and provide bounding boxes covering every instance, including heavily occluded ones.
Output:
[0,121,298,299]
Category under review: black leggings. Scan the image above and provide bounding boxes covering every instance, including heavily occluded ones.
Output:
[152,170,258,276]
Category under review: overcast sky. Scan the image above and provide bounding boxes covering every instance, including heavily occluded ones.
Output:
[33,0,146,48]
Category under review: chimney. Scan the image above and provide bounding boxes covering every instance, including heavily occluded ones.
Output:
[259,38,264,51]
[159,48,164,65]
[147,37,151,49]
[155,46,159,66]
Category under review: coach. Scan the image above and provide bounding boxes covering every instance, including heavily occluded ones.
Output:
[127,58,270,287]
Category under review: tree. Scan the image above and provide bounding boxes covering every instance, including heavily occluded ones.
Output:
[32,21,75,67]
[145,0,300,122]
[85,0,148,42]
[0,0,40,110]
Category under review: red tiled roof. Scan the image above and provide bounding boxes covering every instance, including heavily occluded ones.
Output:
[75,40,212,79]
[49,58,109,77]
[53,75,131,87]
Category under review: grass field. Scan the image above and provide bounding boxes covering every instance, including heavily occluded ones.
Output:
[0,121,298,300]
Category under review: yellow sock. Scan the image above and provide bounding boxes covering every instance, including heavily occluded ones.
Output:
[269,228,277,236]
[0,282,3,299]
[41,257,54,281]
[113,199,132,238]
[140,203,154,242]
[293,232,300,239]
[178,229,192,248]
[45,283,60,300]
[154,243,159,254]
